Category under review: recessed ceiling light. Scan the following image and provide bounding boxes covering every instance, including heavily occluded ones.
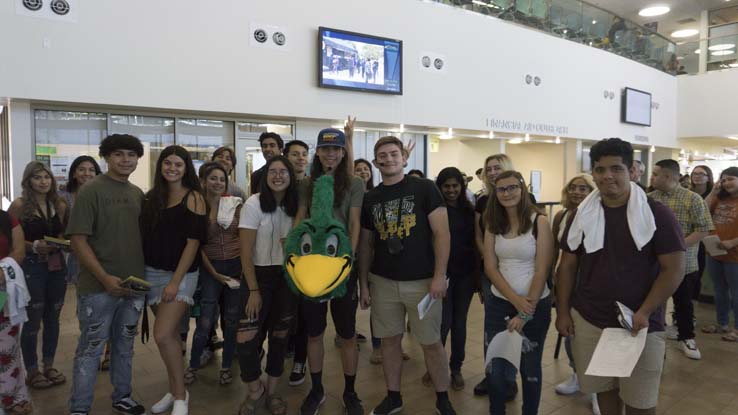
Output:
[708,43,735,51]
[508,138,523,144]
[672,29,699,38]
[695,48,701,54]
[712,50,735,56]
[730,63,738,68]
[639,5,670,17]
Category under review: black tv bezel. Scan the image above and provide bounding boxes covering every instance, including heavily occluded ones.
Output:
[621,87,652,127]
[318,26,403,96]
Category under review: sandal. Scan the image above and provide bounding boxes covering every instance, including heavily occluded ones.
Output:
[219,368,233,385]
[239,384,266,415]
[26,371,53,389]
[184,367,197,385]
[721,331,738,342]
[7,400,33,415]
[701,325,730,334]
[44,367,66,385]
[266,394,288,415]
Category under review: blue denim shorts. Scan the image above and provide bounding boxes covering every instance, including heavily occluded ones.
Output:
[144,266,199,305]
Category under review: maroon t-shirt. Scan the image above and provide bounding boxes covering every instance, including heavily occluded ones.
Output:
[561,199,685,333]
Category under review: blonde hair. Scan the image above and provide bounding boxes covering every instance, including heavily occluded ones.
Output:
[560,174,596,209]
[483,154,515,188]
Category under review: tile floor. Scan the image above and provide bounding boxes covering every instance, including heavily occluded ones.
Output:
[23,286,738,414]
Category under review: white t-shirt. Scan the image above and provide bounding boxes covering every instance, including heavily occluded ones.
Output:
[239,194,293,266]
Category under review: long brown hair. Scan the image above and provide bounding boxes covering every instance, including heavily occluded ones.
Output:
[19,161,65,222]
[485,170,543,235]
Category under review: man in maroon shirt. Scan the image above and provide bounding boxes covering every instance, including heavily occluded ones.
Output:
[556,138,685,415]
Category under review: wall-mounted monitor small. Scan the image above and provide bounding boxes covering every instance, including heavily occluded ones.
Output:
[318,27,402,95]
[621,87,652,127]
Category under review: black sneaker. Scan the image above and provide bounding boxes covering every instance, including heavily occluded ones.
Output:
[435,399,456,415]
[343,392,364,415]
[112,395,146,415]
[473,378,487,396]
[289,361,307,386]
[300,389,326,415]
[370,395,402,415]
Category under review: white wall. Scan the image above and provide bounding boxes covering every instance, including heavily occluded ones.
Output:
[678,70,738,138]
[0,0,676,148]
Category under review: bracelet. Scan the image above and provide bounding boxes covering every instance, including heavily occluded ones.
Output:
[517,311,533,322]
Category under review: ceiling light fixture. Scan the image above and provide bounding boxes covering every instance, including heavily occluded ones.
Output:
[712,50,735,56]
[555,136,561,144]
[695,48,701,54]
[650,145,656,153]
[708,43,735,51]
[489,131,495,139]
[639,5,670,17]
[524,133,530,142]
[671,29,699,38]
[399,124,405,133]
[508,138,523,144]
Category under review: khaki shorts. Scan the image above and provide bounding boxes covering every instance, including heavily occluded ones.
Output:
[570,309,665,410]
[369,273,441,346]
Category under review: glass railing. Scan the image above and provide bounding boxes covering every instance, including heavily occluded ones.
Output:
[675,34,738,75]
[429,0,678,75]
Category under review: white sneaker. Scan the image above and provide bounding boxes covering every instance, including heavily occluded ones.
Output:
[680,339,702,360]
[591,394,601,415]
[665,324,679,340]
[555,373,579,395]
[152,391,188,414]
[172,399,188,415]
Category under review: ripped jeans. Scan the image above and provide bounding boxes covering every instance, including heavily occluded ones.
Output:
[189,258,242,369]
[237,266,297,383]
[485,294,551,415]
[69,292,144,413]
[21,254,67,372]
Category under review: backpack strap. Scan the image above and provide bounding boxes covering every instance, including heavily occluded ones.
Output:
[532,213,541,239]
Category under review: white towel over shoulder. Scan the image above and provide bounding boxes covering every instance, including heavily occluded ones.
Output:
[566,182,656,254]
[217,195,243,229]
[1,257,30,325]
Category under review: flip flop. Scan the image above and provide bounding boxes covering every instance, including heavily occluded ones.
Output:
[43,368,66,385]
[721,331,738,342]
[701,325,730,334]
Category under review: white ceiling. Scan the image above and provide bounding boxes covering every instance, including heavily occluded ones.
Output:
[589,0,735,38]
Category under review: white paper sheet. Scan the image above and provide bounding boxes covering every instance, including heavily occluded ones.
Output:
[484,330,523,371]
[703,235,728,257]
[417,278,448,320]
[223,277,241,290]
[585,328,647,378]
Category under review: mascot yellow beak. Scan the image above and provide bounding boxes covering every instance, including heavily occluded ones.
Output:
[286,254,352,298]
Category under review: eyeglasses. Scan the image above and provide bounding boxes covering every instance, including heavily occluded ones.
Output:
[267,169,289,177]
[495,184,521,194]
[691,172,707,177]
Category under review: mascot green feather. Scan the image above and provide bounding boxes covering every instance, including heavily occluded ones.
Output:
[284,175,352,301]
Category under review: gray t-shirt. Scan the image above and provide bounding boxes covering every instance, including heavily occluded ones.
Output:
[66,174,145,296]
[299,176,364,226]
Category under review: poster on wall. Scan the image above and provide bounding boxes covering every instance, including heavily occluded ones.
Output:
[50,156,71,188]
[530,170,542,201]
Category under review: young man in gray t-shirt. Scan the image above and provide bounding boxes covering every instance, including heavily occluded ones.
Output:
[67,134,147,415]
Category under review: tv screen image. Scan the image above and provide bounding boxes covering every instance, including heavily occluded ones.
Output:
[319,27,402,95]
[621,87,652,127]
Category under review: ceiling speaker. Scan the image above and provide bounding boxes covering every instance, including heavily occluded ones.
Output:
[273,31,286,46]
[50,0,69,15]
[253,29,268,43]
[22,0,42,11]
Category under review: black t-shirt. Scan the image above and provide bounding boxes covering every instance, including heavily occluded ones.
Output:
[447,204,476,277]
[250,166,266,195]
[361,176,445,281]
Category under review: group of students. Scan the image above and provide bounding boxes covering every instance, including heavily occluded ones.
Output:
[0,129,737,415]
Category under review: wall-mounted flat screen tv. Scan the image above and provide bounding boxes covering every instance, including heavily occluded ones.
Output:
[621,87,652,127]
[318,27,402,95]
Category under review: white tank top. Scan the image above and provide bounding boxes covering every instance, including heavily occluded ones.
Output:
[492,222,551,301]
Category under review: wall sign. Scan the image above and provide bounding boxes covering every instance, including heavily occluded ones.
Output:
[486,117,569,136]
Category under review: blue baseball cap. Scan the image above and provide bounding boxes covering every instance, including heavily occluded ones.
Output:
[316,128,346,149]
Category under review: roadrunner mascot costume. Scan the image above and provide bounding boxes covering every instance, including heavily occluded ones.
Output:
[284,175,352,301]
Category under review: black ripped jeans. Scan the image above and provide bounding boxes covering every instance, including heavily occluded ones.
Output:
[237,266,297,383]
